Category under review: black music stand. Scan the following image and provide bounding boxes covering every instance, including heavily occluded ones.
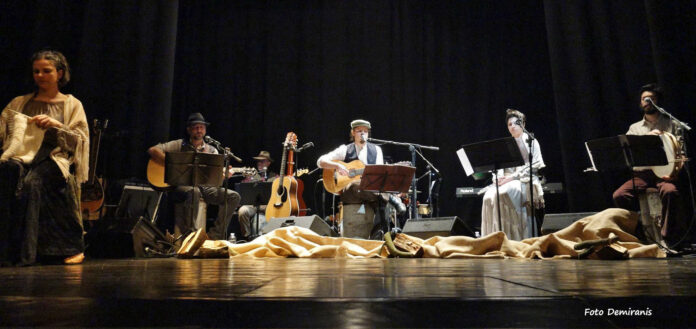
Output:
[457,137,525,234]
[359,164,415,237]
[585,135,666,171]
[235,181,273,238]
[585,135,668,213]
[165,152,225,236]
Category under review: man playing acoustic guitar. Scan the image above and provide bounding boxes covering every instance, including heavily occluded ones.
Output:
[317,119,405,238]
[147,113,240,240]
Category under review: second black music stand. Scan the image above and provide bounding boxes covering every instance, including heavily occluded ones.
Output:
[359,164,415,236]
[585,134,668,215]
[165,152,225,235]
[235,181,273,238]
[585,135,666,171]
[457,137,525,234]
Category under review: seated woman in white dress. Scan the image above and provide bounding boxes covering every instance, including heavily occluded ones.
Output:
[481,109,545,240]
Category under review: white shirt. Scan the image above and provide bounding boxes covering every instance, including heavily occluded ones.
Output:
[317,143,384,168]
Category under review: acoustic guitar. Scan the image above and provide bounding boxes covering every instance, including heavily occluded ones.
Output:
[146,158,256,189]
[81,119,108,220]
[265,132,301,220]
[286,142,307,216]
[322,159,366,195]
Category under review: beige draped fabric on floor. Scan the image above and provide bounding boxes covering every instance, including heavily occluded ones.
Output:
[195,208,665,259]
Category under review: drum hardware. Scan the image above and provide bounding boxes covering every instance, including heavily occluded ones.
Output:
[418,204,432,216]
[367,136,439,220]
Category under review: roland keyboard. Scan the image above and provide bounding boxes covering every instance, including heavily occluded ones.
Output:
[456,182,563,198]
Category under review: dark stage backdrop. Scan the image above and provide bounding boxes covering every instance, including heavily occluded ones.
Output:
[1,0,694,229]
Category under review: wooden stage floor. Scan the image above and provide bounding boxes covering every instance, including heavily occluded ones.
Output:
[1,257,695,328]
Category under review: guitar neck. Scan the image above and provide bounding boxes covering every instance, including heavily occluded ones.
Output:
[286,150,295,176]
[349,168,364,177]
[278,147,288,179]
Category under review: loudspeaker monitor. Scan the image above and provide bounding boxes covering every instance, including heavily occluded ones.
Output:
[402,216,473,239]
[540,212,595,234]
[263,215,338,237]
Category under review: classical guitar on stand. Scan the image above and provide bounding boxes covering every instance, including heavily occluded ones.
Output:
[265,132,302,220]
[81,119,108,221]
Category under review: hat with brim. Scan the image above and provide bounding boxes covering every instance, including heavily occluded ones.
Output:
[187,112,210,126]
[350,119,371,129]
[252,150,273,162]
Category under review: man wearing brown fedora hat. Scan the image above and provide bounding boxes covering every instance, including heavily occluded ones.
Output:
[147,112,241,240]
[237,150,279,239]
[242,151,275,183]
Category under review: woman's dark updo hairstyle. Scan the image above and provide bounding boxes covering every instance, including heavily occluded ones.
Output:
[31,49,71,87]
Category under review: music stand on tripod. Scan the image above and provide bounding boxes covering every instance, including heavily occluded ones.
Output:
[165,151,225,235]
[235,181,273,239]
[359,164,415,237]
[585,135,667,171]
[457,137,525,234]
[585,134,669,245]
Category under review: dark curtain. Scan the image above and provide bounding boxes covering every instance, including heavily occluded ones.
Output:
[544,0,696,211]
[1,0,694,229]
[0,0,178,183]
[171,0,558,223]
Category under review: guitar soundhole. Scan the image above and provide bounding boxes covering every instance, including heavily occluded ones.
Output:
[274,186,287,208]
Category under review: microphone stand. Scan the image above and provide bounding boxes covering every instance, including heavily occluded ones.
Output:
[519,126,537,237]
[648,99,692,132]
[219,146,236,239]
[367,137,439,220]
[207,138,241,239]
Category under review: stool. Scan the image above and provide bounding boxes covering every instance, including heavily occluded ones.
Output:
[341,203,375,239]
[193,198,207,231]
[174,197,207,237]
[638,188,666,245]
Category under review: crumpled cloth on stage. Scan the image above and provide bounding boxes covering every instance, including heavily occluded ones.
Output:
[194,208,665,259]
[198,227,388,258]
[417,208,665,259]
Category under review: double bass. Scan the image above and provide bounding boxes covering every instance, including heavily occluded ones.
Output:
[265,132,305,220]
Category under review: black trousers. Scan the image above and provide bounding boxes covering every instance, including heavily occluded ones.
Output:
[0,158,84,266]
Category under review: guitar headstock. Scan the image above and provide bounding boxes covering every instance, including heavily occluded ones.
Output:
[296,168,309,177]
[284,132,298,150]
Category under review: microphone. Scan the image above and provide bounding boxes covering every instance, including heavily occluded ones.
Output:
[262,166,268,180]
[205,136,241,162]
[296,142,314,152]
[204,135,221,145]
[645,97,660,109]
[644,97,666,115]
[360,133,367,142]
[514,119,523,126]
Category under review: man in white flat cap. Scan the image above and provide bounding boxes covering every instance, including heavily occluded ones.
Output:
[317,119,404,238]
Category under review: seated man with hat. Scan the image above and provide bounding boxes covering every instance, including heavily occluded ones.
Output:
[317,119,405,239]
[147,112,241,240]
[237,150,278,240]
